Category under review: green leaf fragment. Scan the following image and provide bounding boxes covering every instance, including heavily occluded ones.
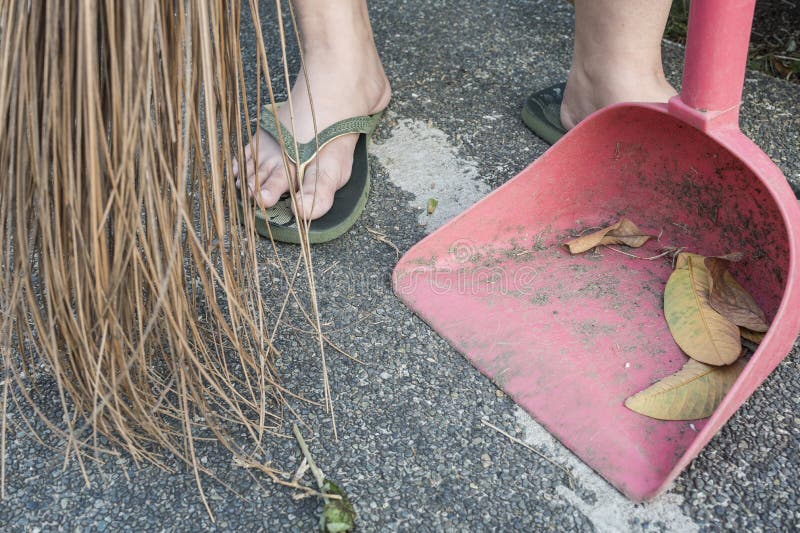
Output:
[427,198,438,215]
[320,479,356,533]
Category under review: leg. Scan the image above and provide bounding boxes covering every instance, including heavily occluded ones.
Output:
[561,0,676,129]
[233,0,390,220]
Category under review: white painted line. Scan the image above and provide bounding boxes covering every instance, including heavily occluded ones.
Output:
[374,116,697,531]
[371,116,491,234]
[515,408,699,533]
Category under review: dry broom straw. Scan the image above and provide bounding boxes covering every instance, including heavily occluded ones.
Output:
[0,0,335,514]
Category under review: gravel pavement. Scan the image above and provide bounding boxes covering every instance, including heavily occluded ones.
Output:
[2,1,799,531]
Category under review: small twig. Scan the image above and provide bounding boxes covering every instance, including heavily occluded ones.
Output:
[286,487,341,501]
[672,250,682,269]
[643,248,674,261]
[293,424,325,491]
[481,419,575,488]
[605,245,683,261]
[645,246,684,261]
[365,226,401,259]
[671,222,691,233]
[326,310,378,334]
[292,457,310,484]
[574,225,603,238]
[323,335,367,365]
[232,456,334,499]
[321,261,339,276]
[605,246,642,259]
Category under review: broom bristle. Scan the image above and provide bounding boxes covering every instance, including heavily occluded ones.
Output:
[0,0,326,508]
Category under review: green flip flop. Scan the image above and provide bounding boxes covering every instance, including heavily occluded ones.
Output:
[521,82,567,145]
[237,105,383,244]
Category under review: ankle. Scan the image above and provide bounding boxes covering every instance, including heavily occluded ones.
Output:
[561,61,676,129]
[294,46,391,116]
[301,30,377,60]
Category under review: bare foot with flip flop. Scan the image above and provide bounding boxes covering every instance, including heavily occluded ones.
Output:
[524,0,677,144]
[237,0,678,243]
[232,0,390,244]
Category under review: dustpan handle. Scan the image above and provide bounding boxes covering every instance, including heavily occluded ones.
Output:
[668,0,756,132]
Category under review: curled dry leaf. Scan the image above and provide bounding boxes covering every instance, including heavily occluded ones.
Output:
[625,359,746,420]
[565,218,652,254]
[741,328,766,344]
[705,257,769,332]
[664,253,741,365]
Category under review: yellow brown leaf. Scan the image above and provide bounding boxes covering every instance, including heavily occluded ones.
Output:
[705,257,769,332]
[624,359,746,420]
[664,253,741,365]
[741,328,765,344]
[565,218,652,254]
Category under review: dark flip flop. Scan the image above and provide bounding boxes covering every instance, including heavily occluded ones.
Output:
[237,105,383,244]
[521,82,567,145]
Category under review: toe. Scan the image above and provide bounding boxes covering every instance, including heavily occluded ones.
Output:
[255,158,295,208]
[293,154,352,221]
[232,144,253,179]
[292,138,356,221]
[295,179,336,221]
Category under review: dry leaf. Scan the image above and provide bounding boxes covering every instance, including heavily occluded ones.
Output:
[565,218,652,254]
[664,253,741,365]
[625,359,745,420]
[705,257,769,332]
[741,328,765,344]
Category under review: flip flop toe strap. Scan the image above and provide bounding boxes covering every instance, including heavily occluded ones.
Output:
[250,105,382,236]
[259,107,378,165]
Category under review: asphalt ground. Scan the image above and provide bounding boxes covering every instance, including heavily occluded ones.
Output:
[2,1,799,531]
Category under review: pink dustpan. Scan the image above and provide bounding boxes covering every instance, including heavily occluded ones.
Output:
[393,0,800,500]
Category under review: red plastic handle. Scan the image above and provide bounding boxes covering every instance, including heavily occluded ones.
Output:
[669,0,756,131]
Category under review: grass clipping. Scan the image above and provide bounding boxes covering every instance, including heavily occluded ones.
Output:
[0,0,337,514]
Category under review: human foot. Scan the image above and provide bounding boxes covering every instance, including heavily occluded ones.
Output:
[232,4,390,221]
[560,65,677,130]
[560,0,677,130]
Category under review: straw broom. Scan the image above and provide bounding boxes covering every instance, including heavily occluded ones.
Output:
[0,0,332,512]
